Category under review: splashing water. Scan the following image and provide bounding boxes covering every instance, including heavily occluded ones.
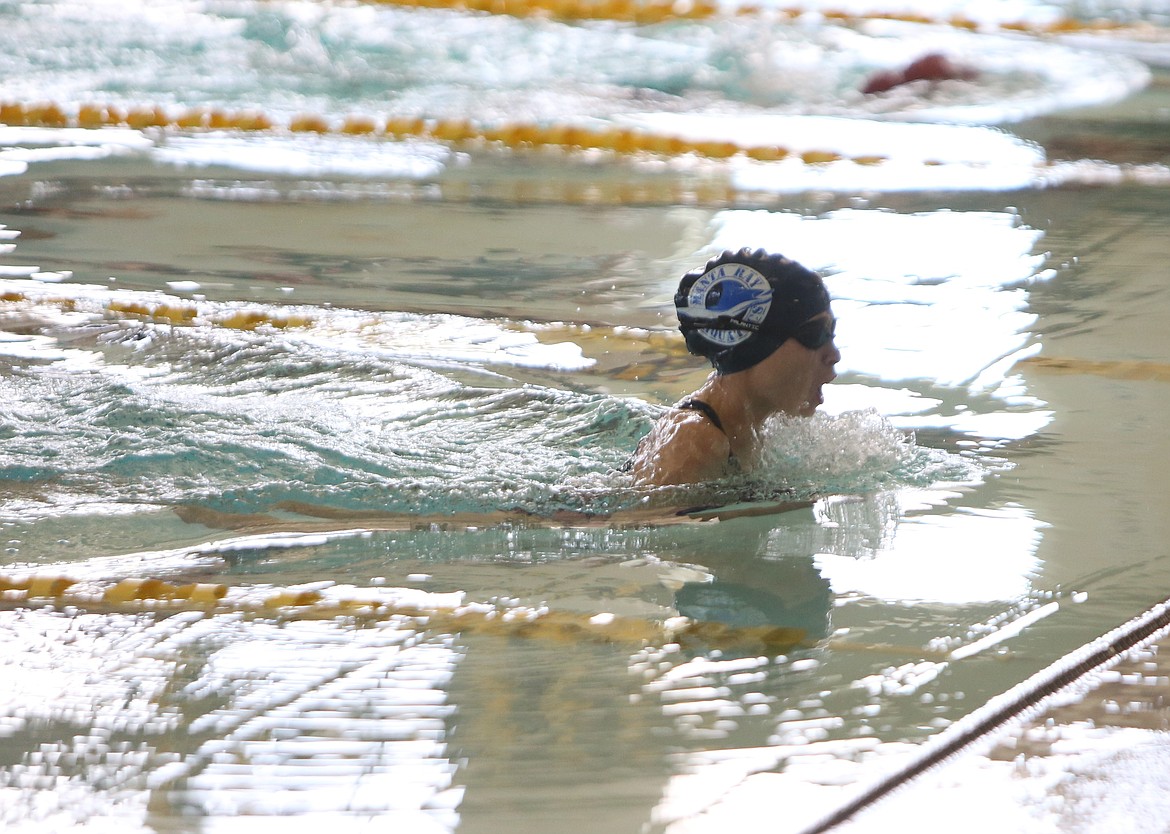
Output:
[753,409,920,496]
[0,276,983,522]
[623,407,990,511]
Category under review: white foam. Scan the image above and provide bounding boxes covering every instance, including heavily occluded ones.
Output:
[0,126,153,149]
[0,157,29,178]
[620,114,1044,166]
[0,278,595,373]
[153,134,450,180]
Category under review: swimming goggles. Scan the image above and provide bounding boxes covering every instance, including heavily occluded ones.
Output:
[792,316,836,350]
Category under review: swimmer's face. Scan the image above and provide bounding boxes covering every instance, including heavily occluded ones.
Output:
[794,311,840,416]
[751,310,840,417]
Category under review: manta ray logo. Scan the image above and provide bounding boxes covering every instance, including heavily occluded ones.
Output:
[685,263,773,347]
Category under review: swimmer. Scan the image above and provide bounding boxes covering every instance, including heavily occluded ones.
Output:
[628,248,839,487]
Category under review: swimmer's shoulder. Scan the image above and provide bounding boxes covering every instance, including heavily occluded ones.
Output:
[628,408,733,486]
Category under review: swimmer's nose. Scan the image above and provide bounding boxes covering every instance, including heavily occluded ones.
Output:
[824,341,841,367]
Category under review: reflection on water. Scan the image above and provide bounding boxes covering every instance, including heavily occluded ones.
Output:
[0,606,465,831]
[3,0,1170,831]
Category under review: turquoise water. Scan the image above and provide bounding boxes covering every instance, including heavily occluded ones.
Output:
[3,1,1170,832]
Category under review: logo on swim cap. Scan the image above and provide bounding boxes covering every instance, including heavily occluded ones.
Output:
[685,263,773,347]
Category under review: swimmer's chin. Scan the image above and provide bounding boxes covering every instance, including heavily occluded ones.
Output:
[797,391,824,417]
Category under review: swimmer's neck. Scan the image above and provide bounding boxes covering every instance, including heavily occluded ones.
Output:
[691,372,781,458]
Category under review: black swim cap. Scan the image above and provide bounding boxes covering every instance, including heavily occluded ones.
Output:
[675,248,830,375]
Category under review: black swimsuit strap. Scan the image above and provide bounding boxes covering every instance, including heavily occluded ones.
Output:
[676,398,725,434]
[620,397,736,474]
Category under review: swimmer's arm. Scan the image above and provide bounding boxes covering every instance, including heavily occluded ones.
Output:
[629,417,732,487]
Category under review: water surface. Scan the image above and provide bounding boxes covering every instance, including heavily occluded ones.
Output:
[3,1,1170,831]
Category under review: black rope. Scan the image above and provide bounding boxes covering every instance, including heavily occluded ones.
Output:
[798,595,1170,834]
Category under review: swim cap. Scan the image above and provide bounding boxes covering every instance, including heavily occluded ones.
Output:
[675,248,830,375]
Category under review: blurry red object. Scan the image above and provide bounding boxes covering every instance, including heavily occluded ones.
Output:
[861,53,978,95]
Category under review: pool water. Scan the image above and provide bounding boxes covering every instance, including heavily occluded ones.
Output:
[2,1,1170,831]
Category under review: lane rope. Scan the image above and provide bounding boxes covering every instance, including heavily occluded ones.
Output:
[5,101,1169,190]
[0,100,895,167]
[0,572,808,653]
[0,286,312,332]
[798,593,1170,833]
[347,0,1160,33]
